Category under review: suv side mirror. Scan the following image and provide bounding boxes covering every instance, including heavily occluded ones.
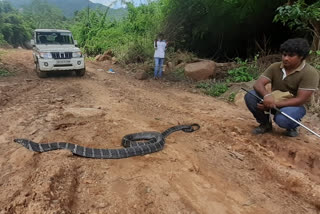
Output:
[74,40,78,47]
[30,39,35,47]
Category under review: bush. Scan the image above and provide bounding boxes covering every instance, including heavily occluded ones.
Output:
[196,82,229,97]
[166,50,197,65]
[227,57,259,82]
[228,66,254,82]
[124,39,154,64]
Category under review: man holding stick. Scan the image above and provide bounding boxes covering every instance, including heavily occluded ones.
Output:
[244,38,319,137]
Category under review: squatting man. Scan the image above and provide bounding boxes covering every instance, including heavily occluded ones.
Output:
[244,38,319,137]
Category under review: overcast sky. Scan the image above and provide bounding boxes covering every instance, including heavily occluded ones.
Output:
[90,0,149,8]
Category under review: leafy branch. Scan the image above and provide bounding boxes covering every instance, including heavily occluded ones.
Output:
[274,0,320,50]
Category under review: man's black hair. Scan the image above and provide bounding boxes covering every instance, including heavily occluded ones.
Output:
[155,33,165,48]
[280,38,310,59]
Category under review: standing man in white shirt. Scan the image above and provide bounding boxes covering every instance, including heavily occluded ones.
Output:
[154,33,167,79]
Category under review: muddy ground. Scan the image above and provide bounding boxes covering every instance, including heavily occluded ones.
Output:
[0,49,320,214]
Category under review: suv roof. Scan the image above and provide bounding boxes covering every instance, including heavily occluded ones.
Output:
[34,29,71,33]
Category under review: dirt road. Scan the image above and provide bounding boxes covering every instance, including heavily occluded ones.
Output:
[0,49,320,214]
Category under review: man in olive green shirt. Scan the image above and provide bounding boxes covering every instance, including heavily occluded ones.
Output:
[244,38,319,137]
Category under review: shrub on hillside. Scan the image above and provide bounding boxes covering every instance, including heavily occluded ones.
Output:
[123,39,154,64]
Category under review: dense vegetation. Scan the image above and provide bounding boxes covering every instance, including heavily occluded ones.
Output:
[0,0,319,61]
[71,2,163,62]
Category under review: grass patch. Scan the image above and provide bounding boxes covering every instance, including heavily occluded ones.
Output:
[85,56,96,62]
[0,50,13,77]
[0,49,8,58]
[196,82,229,97]
[164,67,187,82]
[0,68,11,77]
[228,92,236,102]
[171,68,185,79]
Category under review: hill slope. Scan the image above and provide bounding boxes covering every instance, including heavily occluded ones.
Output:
[7,0,127,18]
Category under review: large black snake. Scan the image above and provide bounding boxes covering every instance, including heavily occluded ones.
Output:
[14,124,200,159]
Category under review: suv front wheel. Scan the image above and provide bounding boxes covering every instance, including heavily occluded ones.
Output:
[75,68,86,77]
[35,62,47,78]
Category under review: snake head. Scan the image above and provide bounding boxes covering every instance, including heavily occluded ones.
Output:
[14,139,28,147]
[182,124,200,132]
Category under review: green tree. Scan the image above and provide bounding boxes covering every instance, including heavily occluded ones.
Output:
[71,8,114,55]
[0,1,32,47]
[274,0,320,50]
[162,0,288,58]
[71,1,164,62]
[23,0,66,29]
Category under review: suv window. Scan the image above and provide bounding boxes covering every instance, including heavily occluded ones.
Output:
[36,32,74,45]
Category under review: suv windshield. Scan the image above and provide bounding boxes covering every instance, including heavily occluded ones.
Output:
[36,32,74,45]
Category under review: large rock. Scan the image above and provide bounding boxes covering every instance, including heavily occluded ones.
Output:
[175,62,186,69]
[184,60,216,81]
[95,54,101,61]
[167,62,174,70]
[96,50,114,62]
[98,54,112,62]
[111,57,118,64]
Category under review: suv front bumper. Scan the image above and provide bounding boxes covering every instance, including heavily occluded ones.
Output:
[38,58,85,71]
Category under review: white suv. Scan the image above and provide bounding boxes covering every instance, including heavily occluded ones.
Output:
[31,29,86,78]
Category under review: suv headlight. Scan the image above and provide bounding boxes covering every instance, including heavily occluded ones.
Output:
[39,52,52,59]
[72,51,82,58]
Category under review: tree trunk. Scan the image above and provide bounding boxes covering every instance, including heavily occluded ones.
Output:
[311,36,320,51]
[311,20,320,50]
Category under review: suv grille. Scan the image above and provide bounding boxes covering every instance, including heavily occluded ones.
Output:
[51,52,72,59]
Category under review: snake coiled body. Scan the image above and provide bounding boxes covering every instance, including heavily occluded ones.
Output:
[14,124,200,159]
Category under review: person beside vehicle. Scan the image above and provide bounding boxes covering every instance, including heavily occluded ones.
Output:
[244,38,319,137]
[153,33,167,79]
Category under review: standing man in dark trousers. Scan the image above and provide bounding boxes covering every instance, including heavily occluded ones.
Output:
[245,38,319,137]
